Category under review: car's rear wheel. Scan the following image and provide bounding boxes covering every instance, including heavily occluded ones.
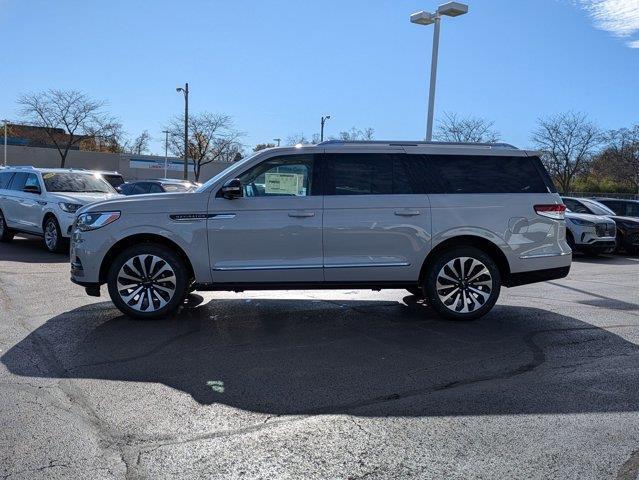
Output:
[0,210,15,243]
[424,247,501,321]
[107,244,189,320]
[566,231,576,252]
[43,216,67,253]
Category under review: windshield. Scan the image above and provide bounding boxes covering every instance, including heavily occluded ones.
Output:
[43,172,116,193]
[582,199,616,216]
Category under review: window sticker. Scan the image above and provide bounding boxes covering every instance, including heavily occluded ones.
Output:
[43,173,55,179]
[264,173,303,195]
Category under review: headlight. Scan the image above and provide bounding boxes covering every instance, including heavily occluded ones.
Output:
[569,218,595,227]
[58,202,82,213]
[75,211,121,231]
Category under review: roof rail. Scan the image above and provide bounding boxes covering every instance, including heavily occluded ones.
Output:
[317,140,518,149]
[7,165,36,169]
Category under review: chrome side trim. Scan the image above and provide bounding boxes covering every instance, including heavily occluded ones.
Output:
[519,252,572,259]
[213,264,322,271]
[213,262,410,271]
[210,214,237,219]
[324,262,410,268]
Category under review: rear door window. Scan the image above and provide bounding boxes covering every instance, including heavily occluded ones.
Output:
[393,154,442,194]
[8,172,28,191]
[131,183,151,195]
[324,153,392,195]
[627,202,639,217]
[599,200,625,215]
[149,183,164,193]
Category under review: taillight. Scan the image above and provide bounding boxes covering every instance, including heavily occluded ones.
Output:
[534,204,566,220]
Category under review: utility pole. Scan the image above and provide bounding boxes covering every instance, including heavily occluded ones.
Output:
[3,120,8,166]
[320,115,331,142]
[273,138,281,147]
[410,3,469,141]
[176,83,189,180]
[162,130,170,178]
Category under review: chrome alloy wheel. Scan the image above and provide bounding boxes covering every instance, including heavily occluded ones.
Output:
[116,254,177,312]
[44,220,58,250]
[436,256,493,313]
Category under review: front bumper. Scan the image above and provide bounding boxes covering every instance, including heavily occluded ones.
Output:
[58,212,77,238]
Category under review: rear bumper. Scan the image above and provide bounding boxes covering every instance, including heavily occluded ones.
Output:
[505,265,571,288]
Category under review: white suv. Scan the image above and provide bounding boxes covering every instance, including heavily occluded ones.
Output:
[0,167,120,252]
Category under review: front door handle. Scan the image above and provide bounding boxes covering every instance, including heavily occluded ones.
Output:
[394,209,421,216]
[288,211,315,218]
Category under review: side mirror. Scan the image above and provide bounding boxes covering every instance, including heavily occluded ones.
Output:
[221,178,242,199]
[23,185,41,195]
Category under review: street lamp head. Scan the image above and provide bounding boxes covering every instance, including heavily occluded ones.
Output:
[176,87,184,93]
[437,2,468,17]
[410,10,435,25]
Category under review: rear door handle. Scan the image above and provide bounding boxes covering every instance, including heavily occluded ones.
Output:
[288,211,315,218]
[394,209,421,216]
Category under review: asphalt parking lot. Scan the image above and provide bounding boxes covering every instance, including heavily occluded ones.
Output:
[1,236,639,479]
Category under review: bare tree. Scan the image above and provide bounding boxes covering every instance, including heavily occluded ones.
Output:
[17,89,120,167]
[286,133,310,146]
[434,112,500,143]
[166,112,243,181]
[129,130,151,155]
[591,125,639,193]
[532,112,602,193]
[338,127,375,141]
[253,143,276,152]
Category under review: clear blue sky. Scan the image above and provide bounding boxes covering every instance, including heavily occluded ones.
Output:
[1,0,638,154]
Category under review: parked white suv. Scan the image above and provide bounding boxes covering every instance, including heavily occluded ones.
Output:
[70,141,572,321]
[0,167,120,252]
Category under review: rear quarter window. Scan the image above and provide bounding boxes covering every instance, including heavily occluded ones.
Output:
[430,155,549,194]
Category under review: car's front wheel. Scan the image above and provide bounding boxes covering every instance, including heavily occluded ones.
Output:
[107,244,189,320]
[0,210,15,243]
[43,216,67,253]
[424,247,501,321]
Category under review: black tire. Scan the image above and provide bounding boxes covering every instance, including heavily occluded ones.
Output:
[0,209,15,242]
[43,216,67,253]
[406,287,424,297]
[107,243,189,320]
[566,231,576,252]
[424,246,501,321]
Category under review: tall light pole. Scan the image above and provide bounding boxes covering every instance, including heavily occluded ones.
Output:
[162,130,170,178]
[273,138,281,147]
[176,83,189,180]
[410,2,468,141]
[3,120,8,167]
[320,115,331,142]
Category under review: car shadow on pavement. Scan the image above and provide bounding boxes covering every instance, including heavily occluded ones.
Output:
[0,235,68,263]
[3,296,639,417]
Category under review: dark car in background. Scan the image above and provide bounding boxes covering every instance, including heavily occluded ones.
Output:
[95,171,125,190]
[563,197,639,255]
[596,198,639,219]
[119,179,198,196]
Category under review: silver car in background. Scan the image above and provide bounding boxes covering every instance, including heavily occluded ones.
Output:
[70,141,571,321]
